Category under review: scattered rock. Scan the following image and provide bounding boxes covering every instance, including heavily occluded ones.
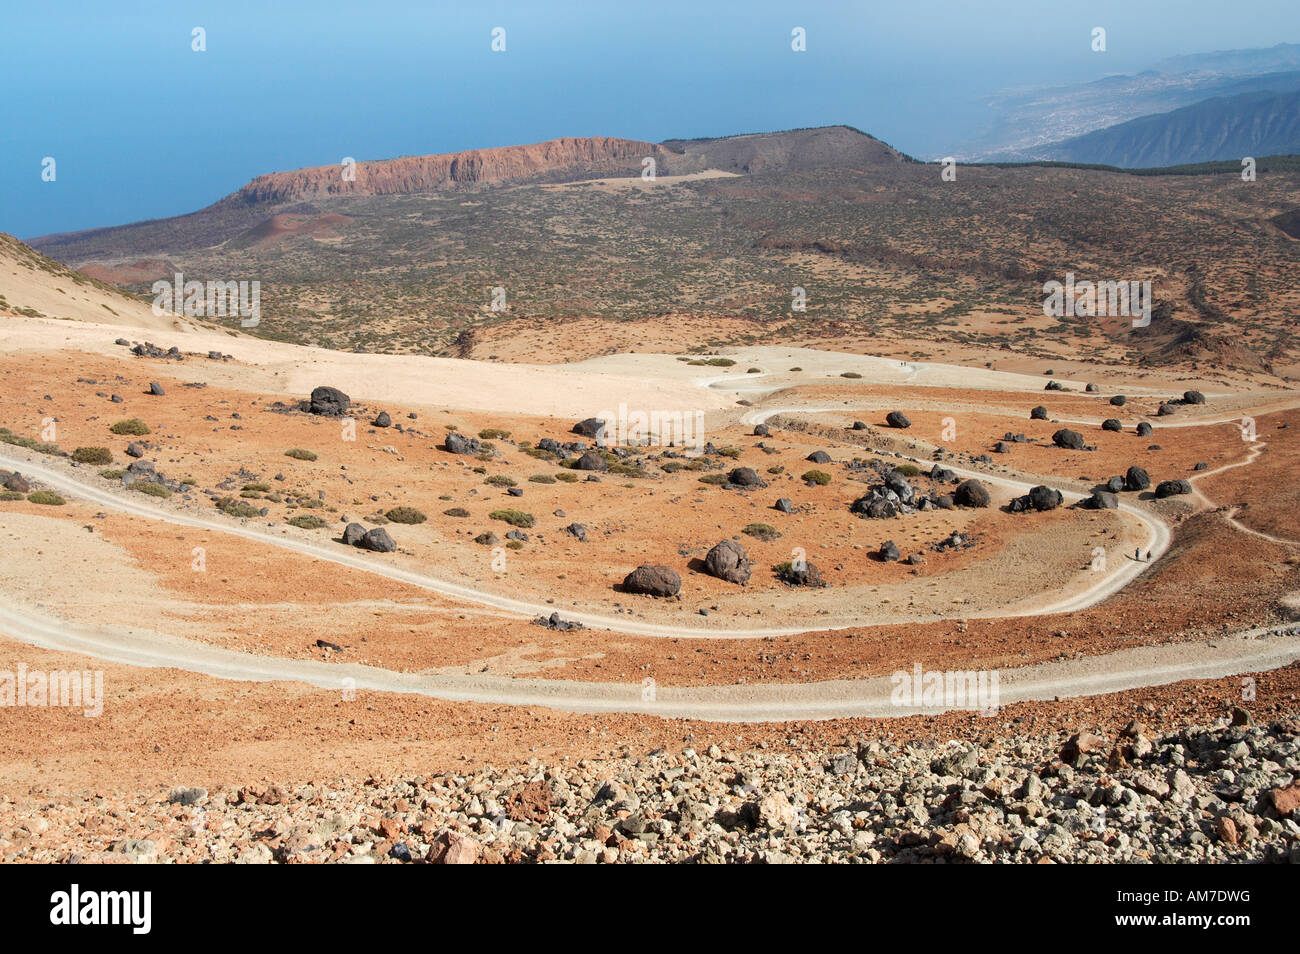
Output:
[1052,428,1084,450]
[704,539,752,585]
[954,479,990,508]
[308,386,350,417]
[622,565,681,597]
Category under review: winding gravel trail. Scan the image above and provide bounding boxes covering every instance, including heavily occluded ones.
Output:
[1,599,1296,721]
[0,443,1162,636]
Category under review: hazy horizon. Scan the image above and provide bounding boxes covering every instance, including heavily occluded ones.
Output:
[4,0,1298,238]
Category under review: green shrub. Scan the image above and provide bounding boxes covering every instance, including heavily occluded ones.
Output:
[478,428,511,440]
[385,506,426,524]
[894,463,921,477]
[506,540,524,550]
[181,477,197,486]
[767,465,785,475]
[485,474,517,487]
[801,470,832,485]
[99,468,125,480]
[443,506,470,517]
[284,448,317,461]
[242,482,271,492]
[789,366,803,372]
[840,371,862,379]
[286,514,328,529]
[489,509,534,528]
[0,428,62,455]
[27,490,66,505]
[72,446,113,465]
[717,446,742,459]
[747,367,762,374]
[528,474,556,484]
[109,419,150,436]
[216,496,260,518]
[132,481,172,498]
[698,473,728,485]
[743,522,781,541]
[555,471,579,483]
[0,490,23,501]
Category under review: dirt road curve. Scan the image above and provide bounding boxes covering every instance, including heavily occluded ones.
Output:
[2,600,1296,721]
[0,445,1164,636]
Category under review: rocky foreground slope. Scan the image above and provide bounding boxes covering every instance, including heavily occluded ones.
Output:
[5,713,1296,864]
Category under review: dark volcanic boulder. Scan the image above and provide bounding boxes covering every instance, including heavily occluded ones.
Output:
[1106,475,1125,493]
[148,381,166,396]
[727,467,765,488]
[574,451,608,471]
[774,498,793,513]
[1136,422,1153,437]
[1044,380,1063,391]
[1109,395,1127,407]
[954,479,990,508]
[309,386,351,416]
[1101,419,1122,432]
[753,424,770,437]
[883,470,914,503]
[851,420,867,430]
[851,495,897,519]
[1124,466,1151,491]
[444,432,482,455]
[879,540,901,562]
[885,411,911,429]
[705,539,752,584]
[373,411,391,428]
[1052,428,1085,449]
[3,472,31,493]
[1089,490,1119,510]
[1085,383,1099,393]
[1027,485,1063,511]
[777,560,825,587]
[1183,390,1206,405]
[563,522,588,541]
[1030,406,1048,420]
[572,417,607,439]
[359,527,396,552]
[1158,403,1176,416]
[806,450,831,464]
[1155,479,1193,499]
[342,522,367,546]
[622,565,681,597]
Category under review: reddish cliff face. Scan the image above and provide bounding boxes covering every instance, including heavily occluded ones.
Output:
[227,137,667,205]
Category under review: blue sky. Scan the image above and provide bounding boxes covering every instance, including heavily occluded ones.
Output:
[2,0,1297,238]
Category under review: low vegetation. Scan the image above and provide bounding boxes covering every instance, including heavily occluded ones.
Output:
[109,419,150,436]
[72,446,113,465]
[489,509,534,528]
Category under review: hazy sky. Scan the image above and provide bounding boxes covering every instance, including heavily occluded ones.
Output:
[3,0,1297,238]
